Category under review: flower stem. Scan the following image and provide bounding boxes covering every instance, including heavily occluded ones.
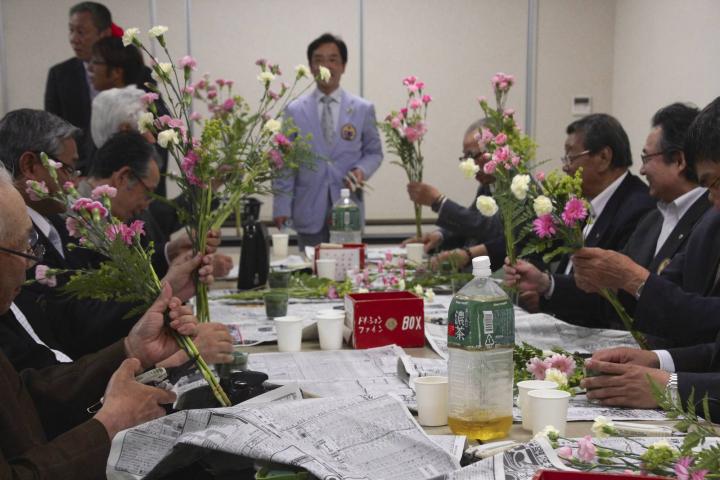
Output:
[414,203,422,239]
[599,288,649,349]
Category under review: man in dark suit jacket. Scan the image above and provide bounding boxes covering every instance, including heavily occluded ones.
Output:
[571,97,720,419]
[401,119,504,270]
[44,2,112,173]
[505,113,656,313]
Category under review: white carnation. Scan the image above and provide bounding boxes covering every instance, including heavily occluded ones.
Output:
[510,174,531,200]
[534,425,560,441]
[413,284,424,296]
[458,158,480,179]
[137,112,155,134]
[544,368,568,387]
[294,64,311,79]
[475,195,498,217]
[257,71,276,85]
[263,118,282,134]
[591,416,615,439]
[318,66,331,82]
[424,288,435,302]
[148,25,168,38]
[157,129,179,148]
[152,62,173,82]
[533,195,553,216]
[122,27,140,47]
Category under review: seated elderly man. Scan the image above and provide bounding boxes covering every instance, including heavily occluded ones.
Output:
[505,104,708,339]
[401,119,503,270]
[575,97,720,420]
[0,164,198,477]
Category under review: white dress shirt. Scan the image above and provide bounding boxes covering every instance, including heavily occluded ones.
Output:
[654,349,676,372]
[10,303,72,363]
[654,187,707,254]
[27,206,64,258]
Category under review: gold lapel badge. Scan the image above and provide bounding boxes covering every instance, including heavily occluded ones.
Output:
[341,123,357,141]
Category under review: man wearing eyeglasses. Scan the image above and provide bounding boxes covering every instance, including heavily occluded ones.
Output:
[400,119,503,270]
[0,164,204,477]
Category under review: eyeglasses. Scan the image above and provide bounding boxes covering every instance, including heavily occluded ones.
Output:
[459,151,484,162]
[129,170,155,199]
[701,175,720,191]
[640,150,673,165]
[0,229,45,267]
[560,150,590,166]
[30,151,81,178]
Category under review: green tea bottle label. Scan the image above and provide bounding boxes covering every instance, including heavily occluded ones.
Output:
[447,297,514,350]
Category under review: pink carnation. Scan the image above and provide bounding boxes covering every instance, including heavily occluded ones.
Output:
[421,94,432,104]
[222,98,235,112]
[225,80,234,88]
[47,159,63,170]
[63,181,76,191]
[268,90,280,100]
[268,149,284,169]
[141,92,159,104]
[207,90,217,100]
[128,220,145,237]
[90,184,117,199]
[255,58,268,67]
[494,133,507,145]
[385,250,393,263]
[25,180,49,201]
[189,112,202,122]
[415,81,425,90]
[483,160,497,175]
[491,72,515,92]
[35,265,57,287]
[675,457,692,480]
[547,353,575,376]
[409,98,422,110]
[156,115,184,129]
[65,217,80,238]
[390,116,402,129]
[182,86,195,95]
[404,126,421,143]
[193,79,207,90]
[273,133,291,148]
[492,145,511,163]
[532,214,556,239]
[504,108,515,117]
[561,197,588,227]
[179,55,197,70]
[402,75,417,86]
[527,356,551,379]
[576,435,596,463]
[556,446,573,459]
[407,84,419,93]
[327,285,338,299]
[400,107,408,117]
[106,224,134,245]
[535,171,546,182]
[181,151,205,187]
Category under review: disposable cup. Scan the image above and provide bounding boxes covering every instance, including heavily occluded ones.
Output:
[316,258,337,280]
[316,311,345,350]
[414,376,449,427]
[268,269,292,289]
[264,291,289,318]
[272,233,289,259]
[273,315,303,352]
[528,389,571,436]
[517,380,558,431]
[406,243,424,264]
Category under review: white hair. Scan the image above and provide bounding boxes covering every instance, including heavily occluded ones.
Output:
[91,85,147,148]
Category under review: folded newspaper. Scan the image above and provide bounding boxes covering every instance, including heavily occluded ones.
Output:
[106,393,460,479]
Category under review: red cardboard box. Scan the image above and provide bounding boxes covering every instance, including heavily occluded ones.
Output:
[314,243,366,281]
[344,291,425,349]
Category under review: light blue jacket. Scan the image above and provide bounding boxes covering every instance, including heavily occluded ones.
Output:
[273,89,383,233]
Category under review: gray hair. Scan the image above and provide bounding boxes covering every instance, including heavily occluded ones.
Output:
[0,109,81,178]
[0,164,15,244]
[91,85,147,148]
[465,118,488,137]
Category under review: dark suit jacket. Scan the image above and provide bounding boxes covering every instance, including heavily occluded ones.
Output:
[436,184,502,248]
[0,309,61,371]
[633,209,720,346]
[45,57,95,170]
[541,172,656,324]
[540,191,711,337]
[669,331,720,420]
[0,338,125,478]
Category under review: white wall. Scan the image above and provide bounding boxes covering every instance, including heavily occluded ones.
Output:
[3,0,717,223]
[612,0,720,172]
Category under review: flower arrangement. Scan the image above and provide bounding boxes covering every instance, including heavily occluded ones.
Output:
[125,26,316,323]
[474,72,538,265]
[535,385,720,478]
[513,342,584,392]
[379,76,432,239]
[521,169,648,349]
[27,153,230,407]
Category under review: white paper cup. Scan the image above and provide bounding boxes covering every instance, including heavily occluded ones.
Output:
[272,233,289,259]
[406,243,424,264]
[528,389,571,436]
[517,380,558,431]
[316,311,345,350]
[316,258,337,280]
[274,315,303,352]
[414,376,449,427]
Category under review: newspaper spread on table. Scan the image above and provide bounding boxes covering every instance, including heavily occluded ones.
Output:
[106,394,461,479]
[247,344,416,404]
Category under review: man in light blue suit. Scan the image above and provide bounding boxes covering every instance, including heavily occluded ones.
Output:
[273,33,383,249]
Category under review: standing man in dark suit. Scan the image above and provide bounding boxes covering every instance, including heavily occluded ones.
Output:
[506,104,710,340]
[504,113,656,314]
[44,2,112,175]
[400,119,503,270]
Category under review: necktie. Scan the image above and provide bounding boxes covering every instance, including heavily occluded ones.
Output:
[320,95,335,144]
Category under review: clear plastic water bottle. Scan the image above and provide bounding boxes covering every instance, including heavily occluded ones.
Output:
[329,188,362,244]
[447,256,514,441]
